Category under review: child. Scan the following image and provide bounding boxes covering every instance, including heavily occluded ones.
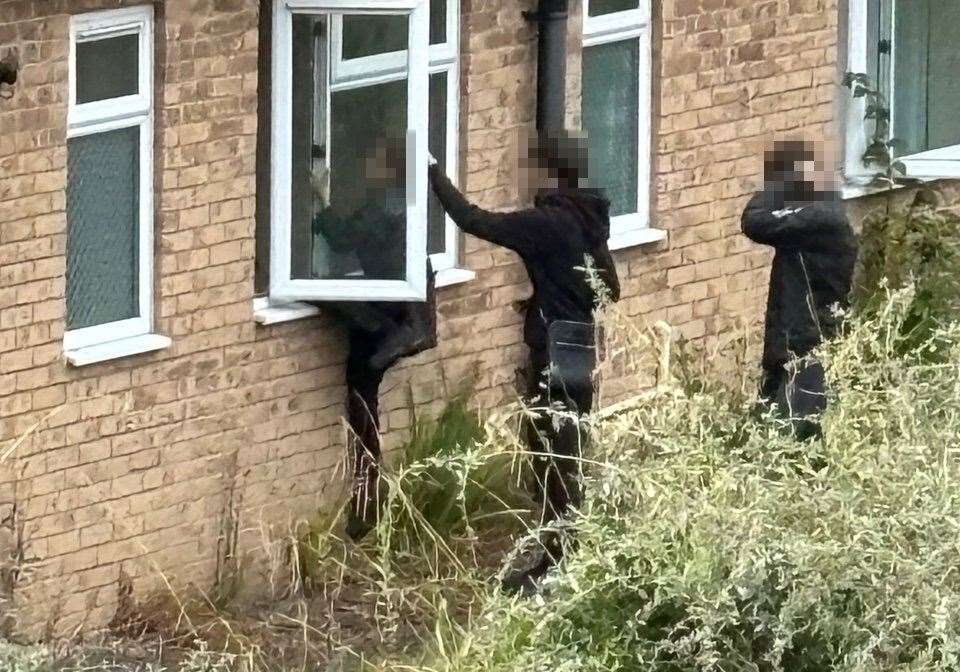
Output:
[428,129,620,592]
[311,139,437,540]
[741,139,858,439]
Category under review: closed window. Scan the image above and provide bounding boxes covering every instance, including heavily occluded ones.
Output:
[256,0,461,312]
[845,0,960,180]
[582,0,654,248]
[65,7,168,365]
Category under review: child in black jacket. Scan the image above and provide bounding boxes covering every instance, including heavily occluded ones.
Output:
[429,130,620,592]
[741,140,858,439]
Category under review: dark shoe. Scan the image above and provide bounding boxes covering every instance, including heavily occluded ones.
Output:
[344,512,375,542]
[500,565,544,597]
[500,546,553,597]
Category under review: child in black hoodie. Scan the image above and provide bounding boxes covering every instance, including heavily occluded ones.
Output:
[741,139,858,440]
[429,130,620,592]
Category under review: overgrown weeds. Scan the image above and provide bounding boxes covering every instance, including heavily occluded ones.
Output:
[6,198,960,670]
[395,283,960,672]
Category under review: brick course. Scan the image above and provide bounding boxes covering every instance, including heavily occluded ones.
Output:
[0,0,919,638]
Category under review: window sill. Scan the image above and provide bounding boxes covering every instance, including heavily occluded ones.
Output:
[253,297,321,326]
[434,266,475,288]
[65,333,171,367]
[252,268,475,327]
[840,175,960,201]
[608,227,666,251]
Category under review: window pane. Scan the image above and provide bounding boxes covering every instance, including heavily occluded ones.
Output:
[927,1,960,150]
[291,13,412,282]
[583,39,640,217]
[342,15,407,59]
[588,0,639,16]
[341,1,445,59]
[76,34,139,104]
[430,0,446,46]
[66,126,140,330]
[890,0,960,155]
[428,71,448,255]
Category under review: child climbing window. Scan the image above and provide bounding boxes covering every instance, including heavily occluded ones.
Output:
[255,0,463,318]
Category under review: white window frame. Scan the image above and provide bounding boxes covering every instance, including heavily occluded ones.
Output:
[64,7,168,365]
[324,0,461,274]
[844,0,960,184]
[582,0,662,250]
[270,0,432,303]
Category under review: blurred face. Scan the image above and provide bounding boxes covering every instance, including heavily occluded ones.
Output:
[764,138,840,197]
[512,129,554,203]
[363,142,404,189]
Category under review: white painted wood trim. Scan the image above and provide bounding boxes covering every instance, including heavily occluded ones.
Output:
[253,297,322,325]
[608,226,666,251]
[65,334,171,367]
[843,1,960,181]
[285,0,421,10]
[434,266,475,288]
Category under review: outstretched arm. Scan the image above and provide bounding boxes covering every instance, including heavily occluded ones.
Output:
[742,192,849,249]
[429,164,550,255]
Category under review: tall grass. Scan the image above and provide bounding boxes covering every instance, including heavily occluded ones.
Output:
[394,284,960,672]
[7,201,960,671]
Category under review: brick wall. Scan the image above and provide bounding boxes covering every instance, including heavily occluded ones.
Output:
[0,0,848,638]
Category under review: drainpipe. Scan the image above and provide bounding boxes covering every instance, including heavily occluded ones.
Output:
[524,0,569,132]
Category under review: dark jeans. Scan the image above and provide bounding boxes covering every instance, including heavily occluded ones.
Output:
[336,270,437,538]
[525,322,596,560]
[760,358,827,441]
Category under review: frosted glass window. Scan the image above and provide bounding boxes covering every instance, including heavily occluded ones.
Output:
[588,0,639,16]
[583,39,640,217]
[66,127,140,330]
[76,34,139,103]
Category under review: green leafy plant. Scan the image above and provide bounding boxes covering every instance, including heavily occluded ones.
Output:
[852,190,960,359]
[841,72,918,189]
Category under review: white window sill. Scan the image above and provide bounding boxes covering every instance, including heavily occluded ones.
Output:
[609,227,666,251]
[65,333,171,367]
[254,267,476,326]
[253,297,321,326]
[434,266,475,288]
[840,175,960,201]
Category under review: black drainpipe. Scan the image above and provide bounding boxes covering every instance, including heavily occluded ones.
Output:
[524,0,569,132]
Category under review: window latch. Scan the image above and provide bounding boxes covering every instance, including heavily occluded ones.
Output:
[878,38,891,54]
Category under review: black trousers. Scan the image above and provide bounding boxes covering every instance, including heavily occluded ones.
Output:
[760,357,827,441]
[337,270,437,537]
[525,324,595,557]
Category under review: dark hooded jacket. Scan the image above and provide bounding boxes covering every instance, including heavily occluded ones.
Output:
[429,164,620,349]
[741,188,858,371]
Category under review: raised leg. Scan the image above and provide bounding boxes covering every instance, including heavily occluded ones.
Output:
[344,334,387,541]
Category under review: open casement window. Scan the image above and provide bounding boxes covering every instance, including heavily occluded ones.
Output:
[845,0,960,182]
[329,0,461,273]
[270,0,435,303]
[64,7,168,366]
[582,0,660,250]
